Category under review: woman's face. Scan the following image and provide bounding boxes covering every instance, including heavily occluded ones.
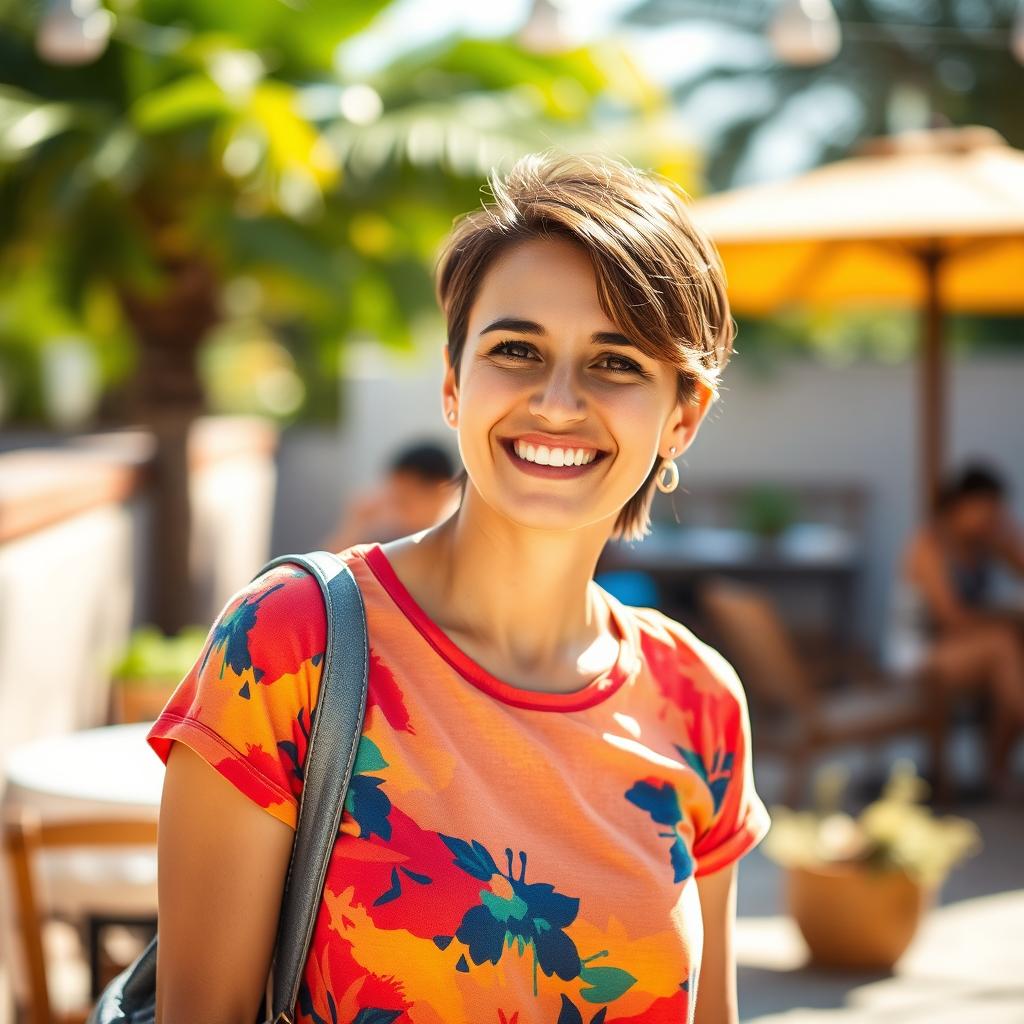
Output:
[442,235,709,536]
[947,494,1005,546]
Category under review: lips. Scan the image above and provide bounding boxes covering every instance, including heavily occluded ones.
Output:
[501,435,610,457]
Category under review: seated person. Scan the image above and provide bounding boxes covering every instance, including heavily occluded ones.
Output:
[890,464,1024,792]
[325,440,461,551]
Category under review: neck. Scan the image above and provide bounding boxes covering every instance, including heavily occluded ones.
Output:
[402,487,618,679]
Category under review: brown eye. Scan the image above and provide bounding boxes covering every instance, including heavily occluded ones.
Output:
[490,340,537,360]
[598,354,644,374]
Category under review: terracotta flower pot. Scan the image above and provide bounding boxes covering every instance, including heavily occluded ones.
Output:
[785,862,936,970]
[111,679,177,724]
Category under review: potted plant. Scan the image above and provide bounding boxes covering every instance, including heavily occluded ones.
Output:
[737,484,799,545]
[763,760,981,971]
[109,625,209,724]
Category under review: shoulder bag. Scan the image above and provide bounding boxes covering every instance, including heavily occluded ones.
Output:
[87,550,370,1024]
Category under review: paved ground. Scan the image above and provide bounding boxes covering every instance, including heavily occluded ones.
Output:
[736,727,1024,1023]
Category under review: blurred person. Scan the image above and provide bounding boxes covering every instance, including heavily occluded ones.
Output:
[148,153,769,1024]
[324,440,461,550]
[891,463,1024,793]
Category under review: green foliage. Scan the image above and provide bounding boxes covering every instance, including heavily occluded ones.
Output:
[733,308,1024,370]
[736,484,799,538]
[626,0,1024,192]
[762,759,982,887]
[0,259,135,422]
[0,1,690,426]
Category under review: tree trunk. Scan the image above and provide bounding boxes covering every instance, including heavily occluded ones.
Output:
[119,256,220,633]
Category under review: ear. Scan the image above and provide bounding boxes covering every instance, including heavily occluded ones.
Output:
[441,344,458,425]
[661,382,714,458]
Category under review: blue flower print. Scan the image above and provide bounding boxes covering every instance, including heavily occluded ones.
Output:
[439,838,582,995]
[624,777,693,883]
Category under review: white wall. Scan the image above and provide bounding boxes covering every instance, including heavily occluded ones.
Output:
[0,503,138,1020]
[271,345,1024,653]
[271,345,454,556]
[190,447,278,623]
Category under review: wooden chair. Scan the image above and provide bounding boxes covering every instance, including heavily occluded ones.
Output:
[699,576,948,808]
[2,809,158,1024]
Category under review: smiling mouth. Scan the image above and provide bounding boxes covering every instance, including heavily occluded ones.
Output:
[499,438,611,468]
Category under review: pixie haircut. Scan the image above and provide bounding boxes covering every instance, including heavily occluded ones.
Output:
[434,151,734,543]
[936,463,1007,515]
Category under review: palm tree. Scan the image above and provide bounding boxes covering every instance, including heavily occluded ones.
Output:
[0,0,690,629]
[624,0,1024,190]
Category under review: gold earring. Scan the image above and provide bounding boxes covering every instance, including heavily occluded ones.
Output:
[656,447,679,493]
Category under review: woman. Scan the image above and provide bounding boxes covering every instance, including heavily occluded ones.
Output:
[149,153,771,1024]
[891,464,1024,791]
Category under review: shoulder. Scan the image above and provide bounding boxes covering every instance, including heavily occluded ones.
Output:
[200,551,379,692]
[222,546,381,671]
[626,602,747,716]
[148,555,356,826]
[228,548,372,639]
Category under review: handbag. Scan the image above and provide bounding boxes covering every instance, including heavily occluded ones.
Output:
[87,550,370,1024]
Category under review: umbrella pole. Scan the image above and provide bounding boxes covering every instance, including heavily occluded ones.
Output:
[920,243,945,518]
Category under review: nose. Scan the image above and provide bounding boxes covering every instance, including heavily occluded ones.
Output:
[528,361,586,425]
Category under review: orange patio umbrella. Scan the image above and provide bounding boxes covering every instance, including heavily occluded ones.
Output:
[689,125,1024,511]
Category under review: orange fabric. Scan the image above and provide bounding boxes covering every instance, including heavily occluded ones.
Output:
[147,542,770,1023]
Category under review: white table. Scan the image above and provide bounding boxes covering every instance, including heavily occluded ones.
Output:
[3,722,163,819]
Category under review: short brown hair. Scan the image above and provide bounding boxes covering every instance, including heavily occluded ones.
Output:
[434,151,734,543]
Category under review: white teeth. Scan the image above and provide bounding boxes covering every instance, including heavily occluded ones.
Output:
[512,440,598,467]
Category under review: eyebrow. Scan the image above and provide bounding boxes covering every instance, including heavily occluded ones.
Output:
[479,317,638,349]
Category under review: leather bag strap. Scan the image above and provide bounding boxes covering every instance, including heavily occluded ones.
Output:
[248,551,369,1022]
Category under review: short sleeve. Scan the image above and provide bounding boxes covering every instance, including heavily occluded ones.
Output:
[689,655,772,878]
[146,564,327,830]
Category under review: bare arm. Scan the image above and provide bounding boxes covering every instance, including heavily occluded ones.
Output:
[693,862,739,1024]
[907,535,976,633]
[156,741,294,1024]
[994,521,1024,577]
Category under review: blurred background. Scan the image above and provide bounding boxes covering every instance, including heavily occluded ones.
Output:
[1,1,1023,1021]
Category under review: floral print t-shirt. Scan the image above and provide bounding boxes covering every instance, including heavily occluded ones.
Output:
[147,541,771,1024]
